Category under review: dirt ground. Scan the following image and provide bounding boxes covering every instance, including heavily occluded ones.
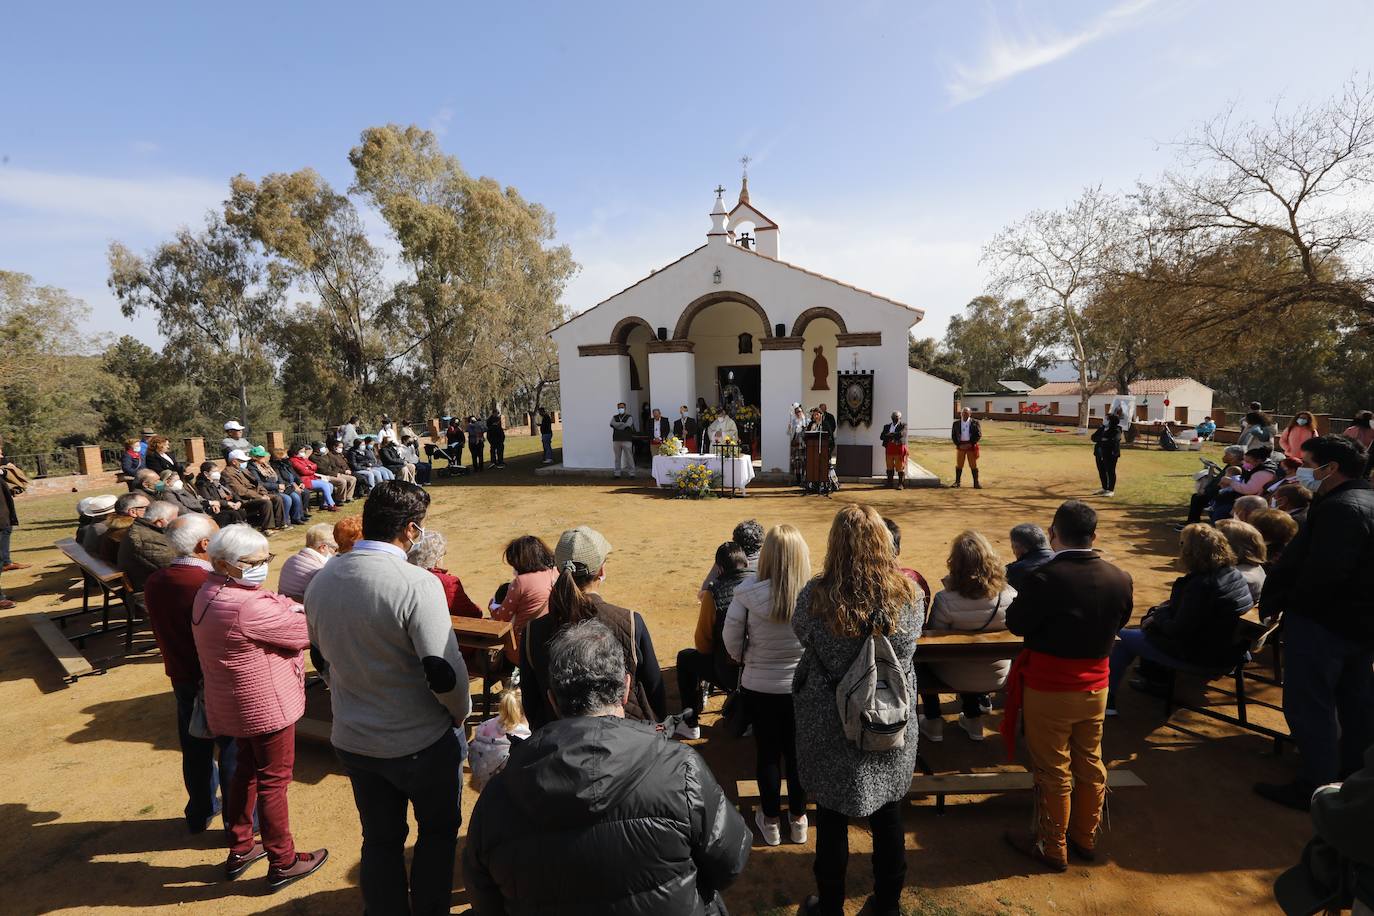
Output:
[0,426,1309,915]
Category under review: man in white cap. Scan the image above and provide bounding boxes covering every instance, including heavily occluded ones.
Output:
[221,450,282,531]
[77,494,119,553]
[221,421,253,459]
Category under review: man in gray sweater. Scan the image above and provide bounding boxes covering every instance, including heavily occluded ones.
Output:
[305,480,470,916]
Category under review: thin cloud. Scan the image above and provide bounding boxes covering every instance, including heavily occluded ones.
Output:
[429,106,455,138]
[0,167,223,233]
[946,0,1161,105]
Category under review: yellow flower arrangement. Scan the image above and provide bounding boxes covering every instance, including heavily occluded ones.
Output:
[673,462,718,499]
[657,436,684,457]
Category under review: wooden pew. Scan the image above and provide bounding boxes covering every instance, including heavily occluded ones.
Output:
[52,538,144,653]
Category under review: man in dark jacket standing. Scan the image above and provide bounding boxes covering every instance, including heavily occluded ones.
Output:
[1257,434,1374,811]
[951,407,983,489]
[487,410,507,468]
[465,618,749,915]
[1002,500,1133,872]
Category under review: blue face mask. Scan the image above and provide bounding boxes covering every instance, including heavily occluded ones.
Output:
[1295,466,1323,492]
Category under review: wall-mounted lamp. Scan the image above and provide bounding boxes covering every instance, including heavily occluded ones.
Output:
[712,267,722,285]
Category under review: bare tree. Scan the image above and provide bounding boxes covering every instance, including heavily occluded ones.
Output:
[983,186,1132,426]
[1142,76,1374,331]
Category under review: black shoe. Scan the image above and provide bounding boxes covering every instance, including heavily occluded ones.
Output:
[1254,781,1314,812]
[864,896,902,916]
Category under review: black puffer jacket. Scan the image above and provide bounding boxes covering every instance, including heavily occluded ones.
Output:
[1144,566,1254,669]
[464,715,750,916]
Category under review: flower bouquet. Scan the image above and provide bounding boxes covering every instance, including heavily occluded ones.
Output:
[657,436,684,457]
[734,405,760,425]
[673,462,718,499]
[699,406,720,423]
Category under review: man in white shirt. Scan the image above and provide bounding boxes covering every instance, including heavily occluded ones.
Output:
[950,407,983,489]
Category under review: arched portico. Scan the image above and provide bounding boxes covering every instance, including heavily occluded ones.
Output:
[672,291,773,340]
[610,315,655,346]
[791,306,848,337]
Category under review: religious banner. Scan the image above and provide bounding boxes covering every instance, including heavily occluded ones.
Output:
[837,370,874,428]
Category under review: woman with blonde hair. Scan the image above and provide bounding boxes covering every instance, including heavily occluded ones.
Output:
[1106,523,1253,713]
[1216,519,1267,602]
[792,504,921,916]
[919,530,1017,743]
[723,523,812,846]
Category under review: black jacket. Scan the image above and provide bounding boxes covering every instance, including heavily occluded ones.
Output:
[1005,547,1054,591]
[672,416,697,440]
[951,417,982,446]
[1261,478,1374,648]
[379,442,407,472]
[1144,566,1254,669]
[1006,552,1134,658]
[463,715,750,916]
[486,416,506,444]
[0,468,16,529]
[144,450,181,476]
[647,417,670,439]
[1091,421,1123,456]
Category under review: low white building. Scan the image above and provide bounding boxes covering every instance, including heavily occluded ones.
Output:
[550,179,952,474]
[1028,377,1215,425]
[963,379,1035,416]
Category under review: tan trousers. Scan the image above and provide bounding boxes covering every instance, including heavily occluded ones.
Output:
[327,474,356,501]
[1023,686,1109,860]
[955,445,978,469]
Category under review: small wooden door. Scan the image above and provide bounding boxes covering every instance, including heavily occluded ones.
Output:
[1175,406,1188,423]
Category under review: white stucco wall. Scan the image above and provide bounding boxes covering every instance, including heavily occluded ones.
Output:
[551,239,924,472]
[907,369,959,437]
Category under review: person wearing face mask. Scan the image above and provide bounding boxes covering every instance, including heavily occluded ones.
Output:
[99,492,151,563]
[304,481,470,915]
[1211,446,1281,522]
[1280,411,1317,457]
[880,410,909,490]
[283,446,338,512]
[304,441,357,504]
[221,450,285,533]
[673,404,699,453]
[193,461,249,528]
[1090,411,1124,497]
[192,524,327,890]
[277,523,338,602]
[1256,434,1374,812]
[158,469,207,517]
[609,402,636,478]
[117,499,180,591]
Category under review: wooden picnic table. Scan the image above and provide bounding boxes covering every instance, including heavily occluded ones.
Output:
[915,629,1023,661]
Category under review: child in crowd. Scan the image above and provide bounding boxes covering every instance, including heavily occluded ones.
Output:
[469,687,530,791]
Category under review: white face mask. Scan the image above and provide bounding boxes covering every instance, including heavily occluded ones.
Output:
[334,446,344,453]
[235,562,269,586]
[170,480,184,492]
[1296,417,1309,426]
[209,471,222,482]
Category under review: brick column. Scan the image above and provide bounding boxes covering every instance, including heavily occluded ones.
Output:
[76,446,103,476]
[1312,413,1332,435]
[1212,408,1228,429]
[266,430,286,452]
[183,437,206,466]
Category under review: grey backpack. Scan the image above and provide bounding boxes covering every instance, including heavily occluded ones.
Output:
[812,621,911,752]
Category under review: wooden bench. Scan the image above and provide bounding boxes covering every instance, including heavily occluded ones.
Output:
[52,538,144,653]
[454,617,515,717]
[736,769,1146,816]
[26,613,100,682]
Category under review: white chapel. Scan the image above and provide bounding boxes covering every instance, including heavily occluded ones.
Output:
[550,178,956,476]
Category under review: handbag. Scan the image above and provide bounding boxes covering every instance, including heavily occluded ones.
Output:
[188,686,215,740]
[719,603,751,738]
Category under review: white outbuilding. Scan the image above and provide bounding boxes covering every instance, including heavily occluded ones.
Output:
[550,179,950,475]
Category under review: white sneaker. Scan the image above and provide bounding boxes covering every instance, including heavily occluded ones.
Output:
[918,715,944,742]
[1103,490,1114,497]
[1092,488,1107,495]
[755,810,781,846]
[789,814,809,844]
[672,709,700,740]
[958,713,986,741]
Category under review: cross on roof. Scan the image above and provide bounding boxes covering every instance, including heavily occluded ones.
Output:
[740,154,751,178]
[714,185,725,196]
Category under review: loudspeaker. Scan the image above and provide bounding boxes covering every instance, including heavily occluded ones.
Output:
[657,327,668,340]
[775,323,786,337]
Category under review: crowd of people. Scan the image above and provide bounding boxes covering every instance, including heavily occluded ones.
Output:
[39,404,1374,914]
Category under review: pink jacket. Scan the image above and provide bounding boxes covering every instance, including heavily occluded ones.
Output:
[1280,424,1315,456]
[191,575,310,737]
[493,568,558,662]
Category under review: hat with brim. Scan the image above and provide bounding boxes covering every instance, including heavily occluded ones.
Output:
[224,421,245,431]
[140,428,156,436]
[554,526,613,575]
[227,449,248,463]
[78,494,118,517]
[248,446,269,458]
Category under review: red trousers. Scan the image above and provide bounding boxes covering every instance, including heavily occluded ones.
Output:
[228,724,297,869]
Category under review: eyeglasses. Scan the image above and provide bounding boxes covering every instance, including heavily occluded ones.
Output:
[240,553,275,566]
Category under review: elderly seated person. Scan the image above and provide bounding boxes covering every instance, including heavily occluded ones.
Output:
[400,434,431,485]
[192,461,249,528]
[1273,483,1313,526]
[1216,519,1267,603]
[379,438,416,483]
[332,515,364,554]
[222,450,284,532]
[1182,445,1246,527]
[1005,522,1053,591]
[133,467,165,502]
[118,499,180,591]
[288,445,341,510]
[158,469,206,516]
[220,420,254,459]
[1249,508,1300,567]
[250,447,306,527]
[277,523,338,602]
[100,491,151,563]
[309,441,357,503]
[347,437,393,491]
[120,436,144,488]
[406,530,482,620]
[1106,524,1254,713]
[1233,494,1269,525]
[77,495,119,552]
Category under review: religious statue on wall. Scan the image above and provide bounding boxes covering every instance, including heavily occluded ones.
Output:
[719,371,745,418]
[738,332,753,354]
[811,345,830,390]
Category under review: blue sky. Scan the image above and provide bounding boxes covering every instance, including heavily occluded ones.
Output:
[2,0,1371,348]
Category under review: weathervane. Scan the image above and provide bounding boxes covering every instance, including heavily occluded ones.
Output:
[740,154,751,179]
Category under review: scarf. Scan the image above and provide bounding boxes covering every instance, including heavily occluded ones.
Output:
[998,649,1110,762]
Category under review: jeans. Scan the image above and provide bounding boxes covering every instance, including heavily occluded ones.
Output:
[336,729,465,916]
[541,433,553,461]
[0,526,9,597]
[744,689,805,818]
[1282,613,1374,787]
[172,682,237,832]
[612,441,634,475]
[675,648,736,725]
[920,691,986,719]
[307,478,335,507]
[813,801,905,916]
[414,461,431,485]
[489,440,505,465]
[228,724,298,870]
[470,444,484,472]
[282,489,306,523]
[1107,627,1196,695]
[1095,451,1118,491]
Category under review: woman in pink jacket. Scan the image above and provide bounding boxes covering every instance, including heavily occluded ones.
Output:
[192,524,328,891]
[1279,411,1317,456]
[491,535,558,663]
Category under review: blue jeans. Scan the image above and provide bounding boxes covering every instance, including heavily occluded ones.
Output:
[1107,627,1194,695]
[307,477,335,507]
[336,728,466,916]
[1282,613,1374,787]
[173,682,237,832]
[282,489,306,523]
[541,433,553,461]
[414,461,432,485]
